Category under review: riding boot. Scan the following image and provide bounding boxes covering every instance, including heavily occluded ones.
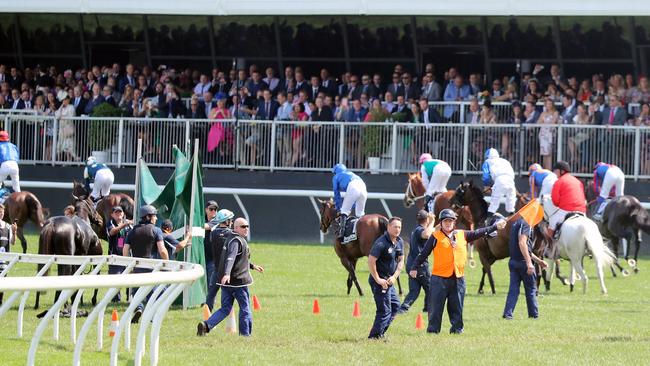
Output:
[338,214,348,241]
[593,201,606,221]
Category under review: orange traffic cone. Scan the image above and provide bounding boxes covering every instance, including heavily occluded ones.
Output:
[312,299,320,315]
[415,313,425,330]
[202,304,211,321]
[253,295,261,311]
[352,301,361,318]
[109,309,119,337]
[225,309,237,334]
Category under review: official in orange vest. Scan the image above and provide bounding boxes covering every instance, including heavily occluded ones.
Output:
[411,209,506,334]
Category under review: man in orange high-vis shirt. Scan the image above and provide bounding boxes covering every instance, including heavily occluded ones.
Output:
[411,209,506,334]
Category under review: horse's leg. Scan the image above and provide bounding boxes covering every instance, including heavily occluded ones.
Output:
[633,230,641,273]
[91,266,98,305]
[569,263,576,293]
[593,254,608,295]
[349,258,364,297]
[544,258,555,292]
[346,272,353,295]
[17,226,27,254]
[396,275,403,296]
[34,291,40,310]
[573,258,589,294]
[487,267,496,295]
[555,259,568,286]
[478,268,486,295]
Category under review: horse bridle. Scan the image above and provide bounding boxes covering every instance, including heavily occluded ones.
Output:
[405,180,426,206]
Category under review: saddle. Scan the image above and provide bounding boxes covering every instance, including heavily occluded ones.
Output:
[554,211,585,240]
[342,216,360,244]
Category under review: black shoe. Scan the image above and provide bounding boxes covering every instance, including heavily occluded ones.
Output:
[131,308,143,324]
[197,321,208,336]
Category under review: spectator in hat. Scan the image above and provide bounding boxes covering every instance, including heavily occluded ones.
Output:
[106,205,133,302]
[203,200,220,290]
[159,219,192,260]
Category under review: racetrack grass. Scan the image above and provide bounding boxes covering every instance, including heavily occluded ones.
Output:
[1,233,649,365]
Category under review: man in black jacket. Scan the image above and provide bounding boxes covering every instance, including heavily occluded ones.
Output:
[198,218,263,337]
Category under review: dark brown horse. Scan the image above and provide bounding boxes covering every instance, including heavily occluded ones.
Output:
[3,191,49,253]
[34,195,103,310]
[72,180,134,240]
[451,181,552,294]
[318,198,400,296]
[404,173,478,267]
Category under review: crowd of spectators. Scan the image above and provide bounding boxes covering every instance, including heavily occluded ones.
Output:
[1,61,649,171]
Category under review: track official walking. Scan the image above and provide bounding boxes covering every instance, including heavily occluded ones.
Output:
[412,209,506,334]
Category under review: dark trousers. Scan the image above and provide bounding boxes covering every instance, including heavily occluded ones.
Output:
[400,271,430,312]
[368,276,400,339]
[503,263,538,319]
[131,267,154,311]
[427,275,465,334]
[205,267,220,311]
[108,264,125,301]
[205,286,253,336]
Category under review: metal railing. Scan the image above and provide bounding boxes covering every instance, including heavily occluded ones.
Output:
[0,252,204,366]
[5,114,650,180]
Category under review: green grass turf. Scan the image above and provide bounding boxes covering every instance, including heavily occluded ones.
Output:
[1,233,649,365]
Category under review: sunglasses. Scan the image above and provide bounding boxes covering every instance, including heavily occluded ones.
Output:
[238,225,249,229]
[208,207,217,211]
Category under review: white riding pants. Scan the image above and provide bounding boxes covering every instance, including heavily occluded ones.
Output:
[0,161,20,192]
[425,162,452,196]
[488,175,516,214]
[91,168,114,199]
[340,179,367,217]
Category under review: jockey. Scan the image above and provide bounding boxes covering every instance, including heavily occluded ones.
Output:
[482,148,516,219]
[0,131,20,192]
[528,163,557,199]
[549,161,586,238]
[84,156,115,205]
[592,162,625,220]
[419,153,452,212]
[332,163,367,240]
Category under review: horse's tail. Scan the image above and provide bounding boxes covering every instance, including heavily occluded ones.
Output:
[120,196,135,220]
[583,219,615,268]
[25,193,46,228]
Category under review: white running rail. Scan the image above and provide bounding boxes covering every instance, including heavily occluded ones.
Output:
[0,253,204,366]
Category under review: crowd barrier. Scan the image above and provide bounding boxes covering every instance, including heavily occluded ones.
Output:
[4,112,650,179]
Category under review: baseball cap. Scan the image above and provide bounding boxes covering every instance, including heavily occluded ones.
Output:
[111,206,124,212]
[206,200,219,209]
[416,210,429,220]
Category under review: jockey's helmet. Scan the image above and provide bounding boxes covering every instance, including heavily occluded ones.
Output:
[484,148,499,160]
[418,153,433,164]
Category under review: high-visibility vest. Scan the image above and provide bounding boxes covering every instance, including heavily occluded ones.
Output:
[431,230,467,278]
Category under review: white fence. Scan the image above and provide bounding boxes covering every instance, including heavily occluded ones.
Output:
[5,111,650,180]
[0,253,204,366]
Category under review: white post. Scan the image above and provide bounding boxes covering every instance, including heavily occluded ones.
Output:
[634,127,641,181]
[556,125,563,162]
[390,123,397,174]
[338,123,345,164]
[51,117,58,166]
[270,122,276,172]
[462,125,469,176]
[184,139,200,309]
[134,139,143,218]
[117,118,124,168]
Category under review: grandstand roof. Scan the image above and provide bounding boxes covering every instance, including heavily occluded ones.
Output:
[6,0,650,16]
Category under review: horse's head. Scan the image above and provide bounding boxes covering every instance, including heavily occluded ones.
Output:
[404,173,424,208]
[540,194,556,221]
[72,179,88,199]
[450,181,470,208]
[318,198,337,233]
[72,194,103,228]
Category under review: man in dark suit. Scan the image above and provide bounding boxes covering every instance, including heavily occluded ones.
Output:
[200,91,216,117]
[307,76,324,102]
[85,84,105,115]
[402,73,420,102]
[294,69,309,94]
[347,75,363,101]
[319,69,337,97]
[7,67,23,90]
[185,98,207,119]
[308,96,335,166]
[367,74,384,100]
[72,86,88,116]
[599,95,627,125]
[418,98,443,124]
[158,90,186,118]
[386,73,404,98]
[256,89,279,120]
[119,63,137,93]
[391,95,413,121]
[278,66,295,93]
[102,85,117,107]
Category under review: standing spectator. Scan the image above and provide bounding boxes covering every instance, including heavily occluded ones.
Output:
[391,95,412,121]
[55,91,78,161]
[538,98,559,169]
[600,95,626,126]
[494,82,518,102]
[245,70,268,97]
[7,67,23,90]
[137,75,154,98]
[290,102,309,167]
[382,91,395,112]
[468,73,483,96]
[263,67,279,94]
[443,75,471,121]
[367,217,404,339]
[479,99,497,124]
[256,89,278,120]
[294,68,308,93]
[84,83,105,115]
[523,99,540,124]
[526,79,543,100]
[185,96,206,119]
[466,98,481,124]
[338,72,351,97]
[106,206,133,302]
[368,73,384,100]
[347,75,362,100]
[397,210,434,314]
[387,73,404,98]
[194,74,211,97]
[319,69,336,97]
[421,73,442,102]
[122,205,168,322]
[577,79,593,102]
[308,96,334,166]
[32,94,46,115]
[567,104,592,170]
[559,94,577,124]
[202,200,219,295]
[629,76,650,104]
[411,209,506,334]
[119,63,136,92]
[503,217,547,320]
[118,85,134,111]
[197,217,264,337]
[279,66,294,92]
[275,91,292,166]
[401,73,419,102]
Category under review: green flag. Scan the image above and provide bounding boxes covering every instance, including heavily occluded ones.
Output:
[137,158,161,207]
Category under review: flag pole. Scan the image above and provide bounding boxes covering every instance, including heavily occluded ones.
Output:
[183,139,200,309]
[133,138,143,219]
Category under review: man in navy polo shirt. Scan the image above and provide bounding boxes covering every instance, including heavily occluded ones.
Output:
[503,217,547,319]
[367,217,404,339]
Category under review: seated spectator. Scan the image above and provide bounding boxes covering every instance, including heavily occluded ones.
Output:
[391,95,412,122]
[263,67,279,93]
[526,79,543,100]
[119,85,134,110]
[479,99,497,124]
[194,74,211,97]
[523,99,540,124]
[334,96,349,122]
[346,98,368,122]
[401,73,420,102]
[490,79,504,98]
[467,97,481,124]
[364,98,388,122]
[383,91,395,112]
[600,94,626,125]
[494,82,518,102]
[418,98,443,124]
[628,76,650,104]
[544,83,561,103]
[577,79,592,102]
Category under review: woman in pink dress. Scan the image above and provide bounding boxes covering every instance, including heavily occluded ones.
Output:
[290,103,309,166]
[207,97,232,158]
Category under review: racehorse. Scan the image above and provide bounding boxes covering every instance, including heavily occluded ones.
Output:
[3,191,49,253]
[583,179,646,274]
[450,181,552,294]
[541,195,615,294]
[318,198,401,296]
[403,173,477,267]
[72,180,134,240]
[34,195,103,310]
